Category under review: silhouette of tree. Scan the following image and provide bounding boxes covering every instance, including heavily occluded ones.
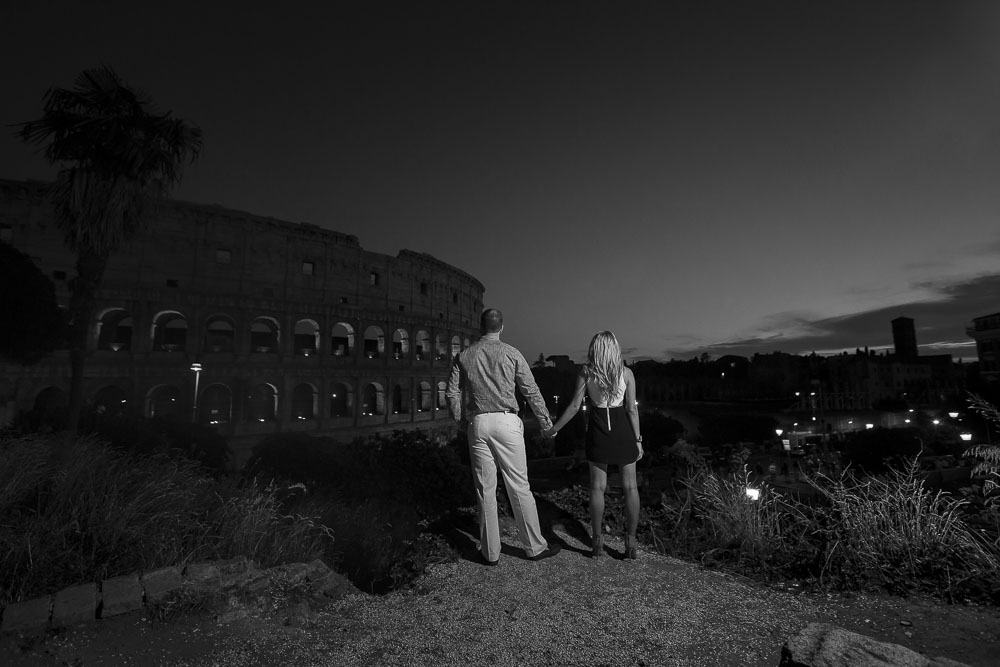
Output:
[16,66,202,433]
[0,240,65,365]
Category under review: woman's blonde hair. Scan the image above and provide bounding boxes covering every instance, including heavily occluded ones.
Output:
[585,331,623,401]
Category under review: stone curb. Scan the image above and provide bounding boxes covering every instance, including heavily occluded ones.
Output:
[0,557,350,636]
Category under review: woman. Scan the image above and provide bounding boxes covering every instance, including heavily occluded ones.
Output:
[545,331,642,559]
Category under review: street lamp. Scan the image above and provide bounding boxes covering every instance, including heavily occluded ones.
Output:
[190,362,202,423]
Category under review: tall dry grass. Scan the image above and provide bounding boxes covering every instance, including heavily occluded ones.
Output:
[809,459,999,596]
[0,435,333,605]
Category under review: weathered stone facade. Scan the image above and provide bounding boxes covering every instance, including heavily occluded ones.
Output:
[0,179,484,460]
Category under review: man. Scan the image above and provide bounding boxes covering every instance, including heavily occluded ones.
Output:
[446,308,561,565]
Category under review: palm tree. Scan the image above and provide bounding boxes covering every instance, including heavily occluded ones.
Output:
[17,66,202,433]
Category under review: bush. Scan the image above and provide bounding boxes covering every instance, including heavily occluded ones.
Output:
[0,435,333,605]
[808,460,999,597]
[246,429,475,592]
[247,429,474,520]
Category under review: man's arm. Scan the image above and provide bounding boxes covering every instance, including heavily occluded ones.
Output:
[513,349,552,430]
[445,355,464,424]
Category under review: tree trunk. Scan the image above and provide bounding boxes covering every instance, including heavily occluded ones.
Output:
[65,246,108,435]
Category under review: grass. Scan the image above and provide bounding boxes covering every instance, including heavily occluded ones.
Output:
[0,434,334,606]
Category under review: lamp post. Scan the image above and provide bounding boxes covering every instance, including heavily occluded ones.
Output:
[190,362,202,423]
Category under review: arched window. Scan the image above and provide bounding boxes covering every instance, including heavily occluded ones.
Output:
[331,322,355,357]
[414,330,430,361]
[392,328,409,359]
[204,316,235,353]
[418,381,432,412]
[250,317,280,353]
[145,384,181,420]
[362,383,385,416]
[330,381,353,418]
[291,383,317,420]
[97,308,132,351]
[435,333,447,360]
[363,325,385,359]
[199,384,232,425]
[93,385,127,416]
[451,336,461,358]
[437,381,447,409]
[294,319,319,356]
[392,383,410,414]
[246,383,278,422]
[152,311,187,352]
[463,336,471,349]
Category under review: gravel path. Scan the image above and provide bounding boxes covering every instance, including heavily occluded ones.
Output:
[6,527,996,666]
[162,531,822,667]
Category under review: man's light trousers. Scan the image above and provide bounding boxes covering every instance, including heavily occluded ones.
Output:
[468,412,548,560]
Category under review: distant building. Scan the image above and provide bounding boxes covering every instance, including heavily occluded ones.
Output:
[0,179,484,461]
[630,318,964,436]
[967,312,1000,382]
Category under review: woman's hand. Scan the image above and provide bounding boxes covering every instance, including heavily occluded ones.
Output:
[543,427,558,438]
[636,443,644,461]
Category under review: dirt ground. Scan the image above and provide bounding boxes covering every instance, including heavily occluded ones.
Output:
[2,556,999,666]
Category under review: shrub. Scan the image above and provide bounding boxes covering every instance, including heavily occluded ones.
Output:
[246,429,474,592]
[808,459,1000,598]
[0,435,332,605]
[247,429,474,520]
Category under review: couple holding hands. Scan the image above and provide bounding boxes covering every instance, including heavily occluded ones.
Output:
[446,308,642,565]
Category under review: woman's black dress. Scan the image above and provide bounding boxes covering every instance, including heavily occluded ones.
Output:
[585,401,639,465]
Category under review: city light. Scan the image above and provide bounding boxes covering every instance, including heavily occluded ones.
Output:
[960,433,973,441]
[745,488,760,501]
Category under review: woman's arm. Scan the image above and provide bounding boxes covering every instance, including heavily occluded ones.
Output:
[545,372,587,436]
[624,367,643,459]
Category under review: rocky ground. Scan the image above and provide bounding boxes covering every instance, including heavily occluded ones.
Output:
[3,523,998,667]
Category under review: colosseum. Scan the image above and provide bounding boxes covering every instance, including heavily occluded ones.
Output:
[0,179,484,462]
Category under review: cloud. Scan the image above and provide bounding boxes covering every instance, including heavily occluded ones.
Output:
[665,272,1000,360]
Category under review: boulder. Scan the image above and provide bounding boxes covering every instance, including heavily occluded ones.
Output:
[781,623,971,667]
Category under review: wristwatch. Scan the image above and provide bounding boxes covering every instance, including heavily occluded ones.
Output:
[636,435,643,443]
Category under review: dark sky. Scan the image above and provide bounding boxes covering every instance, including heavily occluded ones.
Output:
[3,1,1000,363]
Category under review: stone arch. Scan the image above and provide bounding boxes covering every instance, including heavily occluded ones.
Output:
[329,381,354,418]
[363,325,385,359]
[247,383,278,422]
[434,333,447,360]
[437,381,447,409]
[392,383,410,414]
[291,382,318,420]
[145,384,182,419]
[392,328,409,359]
[151,310,187,352]
[414,330,430,361]
[204,315,236,353]
[331,322,355,357]
[418,381,432,412]
[250,316,280,353]
[199,383,232,425]
[294,319,320,356]
[96,307,133,351]
[93,385,128,415]
[362,382,385,416]
[33,386,67,424]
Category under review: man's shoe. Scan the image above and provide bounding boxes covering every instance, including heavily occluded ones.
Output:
[479,552,499,566]
[528,543,561,562]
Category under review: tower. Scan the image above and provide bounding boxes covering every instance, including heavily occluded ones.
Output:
[892,316,918,360]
